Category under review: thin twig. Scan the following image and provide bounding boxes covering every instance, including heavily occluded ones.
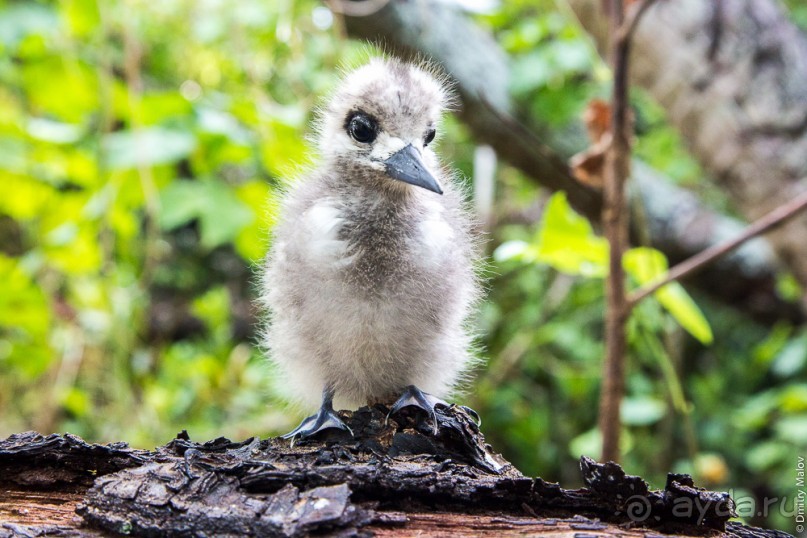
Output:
[628,188,807,307]
[599,0,632,464]
[616,0,661,44]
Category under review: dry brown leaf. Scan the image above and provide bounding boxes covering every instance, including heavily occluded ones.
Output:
[583,98,611,144]
[569,99,613,188]
[569,133,611,189]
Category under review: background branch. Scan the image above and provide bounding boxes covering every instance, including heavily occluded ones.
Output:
[629,187,807,306]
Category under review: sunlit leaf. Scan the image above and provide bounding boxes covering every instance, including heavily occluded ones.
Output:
[158,180,201,231]
[0,137,27,174]
[0,254,52,378]
[61,386,91,418]
[771,331,807,378]
[779,383,807,412]
[569,428,601,459]
[493,240,529,262]
[259,119,308,178]
[0,175,54,219]
[44,224,103,274]
[22,60,98,122]
[621,396,667,425]
[534,192,608,277]
[191,286,231,337]
[103,128,196,170]
[26,118,83,144]
[198,107,251,144]
[63,0,100,38]
[234,180,273,262]
[197,181,254,249]
[0,3,58,49]
[159,179,255,250]
[774,414,807,444]
[624,248,713,344]
[746,441,790,472]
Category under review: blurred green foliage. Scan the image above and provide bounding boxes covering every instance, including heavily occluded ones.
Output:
[0,0,804,532]
[495,192,713,344]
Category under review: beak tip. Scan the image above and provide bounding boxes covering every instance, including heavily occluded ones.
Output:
[384,144,443,195]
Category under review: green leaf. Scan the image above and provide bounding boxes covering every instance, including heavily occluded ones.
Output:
[234,180,273,262]
[774,414,807,444]
[158,179,254,250]
[191,286,231,333]
[0,137,28,174]
[621,396,667,425]
[103,128,196,170]
[22,60,98,122]
[655,284,713,344]
[734,390,779,431]
[61,387,91,418]
[198,107,251,144]
[0,175,54,219]
[533,192,608,277]
[779,384,807,412]
[63,0,101,38]
[771,332,807,378]
[493,240,529,263]
[746,441,790,472]
[137,92,193,125]
[623,247,668,282]
[568,428,601,459]
[624,248,713,344]
[0,3,59,49]
[158,181,202,231]
[27,118,83,144]
[197,181,254,249]
[259,119,308,178]
[0,253,52,378]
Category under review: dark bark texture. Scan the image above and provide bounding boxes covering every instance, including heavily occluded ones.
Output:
[0,407,793,537]
[334,0,804,324]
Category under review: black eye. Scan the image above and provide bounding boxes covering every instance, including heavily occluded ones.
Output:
[424,128,436,146]
[348,115,377,144]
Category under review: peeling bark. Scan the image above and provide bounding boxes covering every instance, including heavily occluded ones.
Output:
[0,407,791,537]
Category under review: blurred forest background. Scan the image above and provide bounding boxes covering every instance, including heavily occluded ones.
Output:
[1,0,806,532]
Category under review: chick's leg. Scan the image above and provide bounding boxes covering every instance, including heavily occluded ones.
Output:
[387,385,480,435]
[282,386,353,441]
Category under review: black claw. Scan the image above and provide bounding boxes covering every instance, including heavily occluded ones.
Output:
[387,385,450,435]
[282,400,353,444]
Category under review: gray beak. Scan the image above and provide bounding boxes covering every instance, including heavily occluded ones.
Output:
[384,144,443,195]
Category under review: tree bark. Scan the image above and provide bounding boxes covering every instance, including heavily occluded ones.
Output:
[568,0,807,295]
[0,407,787,537]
